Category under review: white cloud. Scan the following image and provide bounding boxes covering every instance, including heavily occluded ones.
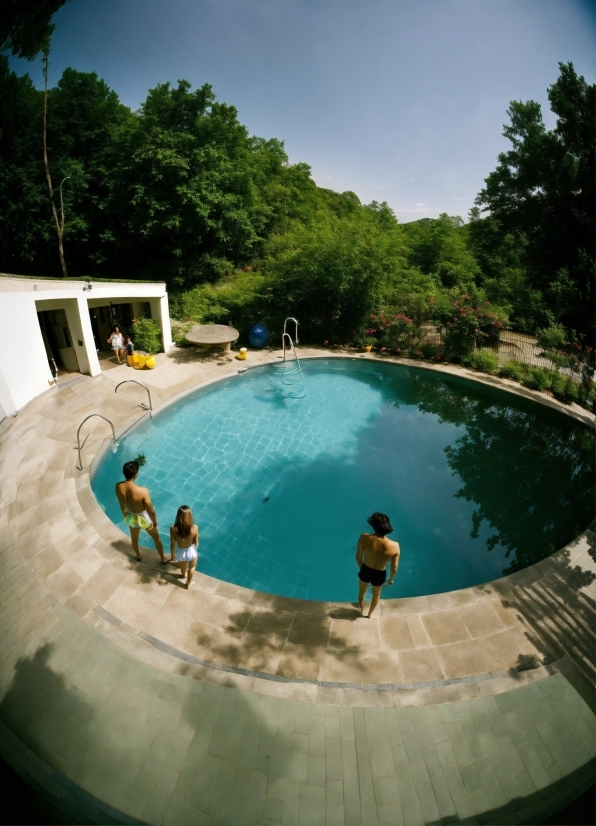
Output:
[415,202,425,206]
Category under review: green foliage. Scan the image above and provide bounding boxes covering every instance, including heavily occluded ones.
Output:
[497,360,593,410]
[535,323,594,385]
[476,62,595,346]
[262,205,405,343]
[172,270,267,338]
[132,317,162,355]
[0,56,590,387]
[468,349,499,375]
[402,212,480,288]
[434,290,507,361]
[499,360,526,382]
[1,0,66,60]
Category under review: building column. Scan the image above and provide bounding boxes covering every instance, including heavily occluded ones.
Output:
[149,294,173,353]
[0,367,17,420]
[74,296,101,376]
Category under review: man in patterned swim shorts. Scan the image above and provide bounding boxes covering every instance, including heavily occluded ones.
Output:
[356,512,400,618]
[115,460,169,563]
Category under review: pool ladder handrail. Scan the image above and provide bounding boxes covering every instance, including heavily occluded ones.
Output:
[281,333,305,393]
[76,413,118,471]
[283,317,299,345]
[115,379,153,417]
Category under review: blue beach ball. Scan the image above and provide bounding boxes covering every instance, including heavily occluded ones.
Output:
[248,323,270,348]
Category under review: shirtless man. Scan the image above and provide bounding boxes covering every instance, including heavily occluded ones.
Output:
[356,512,400,618]
[115,460,169,563]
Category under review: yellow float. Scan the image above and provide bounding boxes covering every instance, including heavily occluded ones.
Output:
[236,347,248,360]
[134,353,146,369]
[145,355,156,369]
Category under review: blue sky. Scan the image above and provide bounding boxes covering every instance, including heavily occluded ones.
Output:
[11,0,595,221]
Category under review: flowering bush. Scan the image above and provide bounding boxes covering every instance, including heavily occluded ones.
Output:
[536,324,594,387]
[436,293,507,361]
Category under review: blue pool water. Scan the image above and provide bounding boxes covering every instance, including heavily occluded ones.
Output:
[92,358,594,601]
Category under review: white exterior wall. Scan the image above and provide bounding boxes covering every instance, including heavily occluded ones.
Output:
[0,277,171,419]
[0,293,54,412]
[149,294,173,352]
[0,367,17,419]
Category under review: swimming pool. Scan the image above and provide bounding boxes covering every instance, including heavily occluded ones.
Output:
[92,358,594,601]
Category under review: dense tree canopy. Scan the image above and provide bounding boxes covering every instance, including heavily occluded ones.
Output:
[1,0,67,60]
[0,57,593,376]
[475,62,595,343]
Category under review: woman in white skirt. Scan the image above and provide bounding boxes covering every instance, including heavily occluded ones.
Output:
[107,326,125,364]
[169,505,199,589]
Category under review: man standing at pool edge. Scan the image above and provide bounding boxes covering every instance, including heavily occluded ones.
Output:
[357,512,400,617]
[115,460,169,564]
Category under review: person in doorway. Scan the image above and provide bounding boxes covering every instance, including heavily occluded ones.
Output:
[356,512,400,618]
[115,460,168,563]
[170,506,199,589]
[107,326,125,364]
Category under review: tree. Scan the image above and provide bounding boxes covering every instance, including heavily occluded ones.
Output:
[106,80,282,286]
[42,44,68,277]
[1,0,67,60]
[263,204,406,343]
[402,212,481,288]
[475,62,595,345]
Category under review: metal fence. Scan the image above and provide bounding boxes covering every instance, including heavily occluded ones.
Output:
[419,326,555,369]
[496,330,554,369]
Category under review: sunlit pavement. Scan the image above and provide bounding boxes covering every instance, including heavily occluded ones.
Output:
[1,346,594,824]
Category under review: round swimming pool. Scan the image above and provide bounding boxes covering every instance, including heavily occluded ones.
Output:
[92,358,594,601]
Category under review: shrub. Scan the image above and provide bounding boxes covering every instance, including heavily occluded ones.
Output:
[170,320,194,346]
[522,367,552,392]
[132,317,162,355]
[418,341,442,359]
[435,291,508,361]
[468,349,499,375]
[562,376,579,403]
[549,372,567,398]
[499,360,526,382]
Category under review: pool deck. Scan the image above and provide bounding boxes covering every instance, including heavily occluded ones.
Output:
[0,345,594,824]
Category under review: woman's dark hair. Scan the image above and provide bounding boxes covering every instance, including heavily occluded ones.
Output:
[367,512,393,536]
[123,460,139,480]
[174,505,193,539]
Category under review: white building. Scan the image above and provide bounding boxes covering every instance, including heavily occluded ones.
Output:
[0,274,172,421]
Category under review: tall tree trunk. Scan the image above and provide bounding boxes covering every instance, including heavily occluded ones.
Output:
[42,46,68,278]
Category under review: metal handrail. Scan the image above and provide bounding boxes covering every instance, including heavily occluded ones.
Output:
[281,333,305,389]
[283,317,299,344]
[76,414,118,471]
[115,379,153,417]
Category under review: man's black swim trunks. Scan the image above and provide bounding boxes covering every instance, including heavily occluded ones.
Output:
[358,563,386,587]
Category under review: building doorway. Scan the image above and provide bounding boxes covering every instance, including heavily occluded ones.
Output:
[37,309,80,377]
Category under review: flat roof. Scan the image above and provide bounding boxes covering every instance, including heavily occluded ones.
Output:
[0,273,166,293]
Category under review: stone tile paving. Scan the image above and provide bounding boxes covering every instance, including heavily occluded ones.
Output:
[0,346,594,824]
[0,600,594,825]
